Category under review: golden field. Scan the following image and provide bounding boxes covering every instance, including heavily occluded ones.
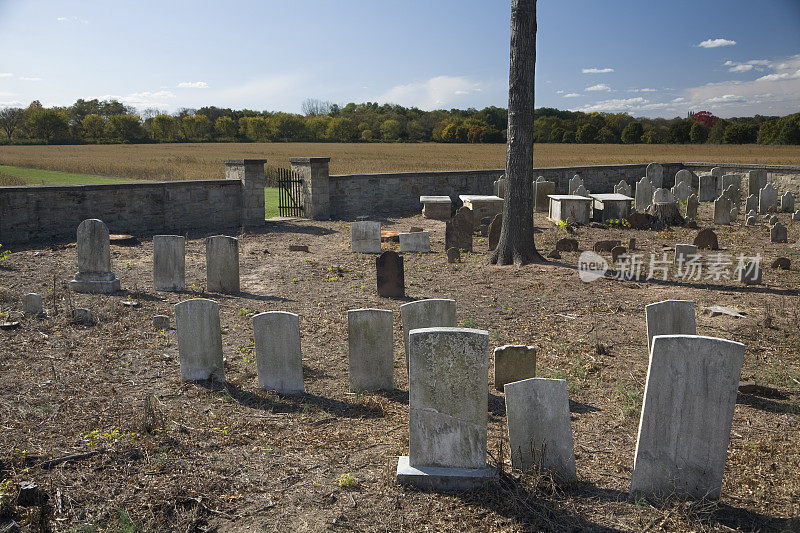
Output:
[1,142,800,181]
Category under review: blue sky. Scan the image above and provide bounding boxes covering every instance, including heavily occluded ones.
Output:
[1,0,799,118]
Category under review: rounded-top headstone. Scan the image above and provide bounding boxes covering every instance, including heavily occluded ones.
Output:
[555,238,579,252]
[646,163,664,187]
[23,293,43,316]
[693,228,719,250]
[652,188,674,205]
[76,219,111,274]
[675,169,692,187]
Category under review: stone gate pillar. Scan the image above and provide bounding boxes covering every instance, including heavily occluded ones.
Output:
[289,157,330,220]
[224,159,267,227]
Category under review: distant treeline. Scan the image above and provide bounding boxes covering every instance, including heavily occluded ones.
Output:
[1,98,798,145]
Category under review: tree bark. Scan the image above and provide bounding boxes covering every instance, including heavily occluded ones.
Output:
[489,0,543,265]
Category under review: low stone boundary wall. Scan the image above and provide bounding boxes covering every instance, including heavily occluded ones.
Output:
[683,162,800,196]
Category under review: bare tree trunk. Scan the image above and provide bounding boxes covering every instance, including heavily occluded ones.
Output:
[489,0,543,265]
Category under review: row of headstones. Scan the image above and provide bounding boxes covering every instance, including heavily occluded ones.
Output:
[351,221,430,253]
[400,298,744,502]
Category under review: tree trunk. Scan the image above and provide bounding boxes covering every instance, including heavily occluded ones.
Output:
[489,0,543,265]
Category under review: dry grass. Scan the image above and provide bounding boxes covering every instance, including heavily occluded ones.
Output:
[0,170,25,186]
[1,143,799,182]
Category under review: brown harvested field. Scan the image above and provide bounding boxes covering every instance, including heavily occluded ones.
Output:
[0,203,798,531]
[1,143,800,181]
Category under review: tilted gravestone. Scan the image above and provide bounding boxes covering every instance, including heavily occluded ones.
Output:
[376,251,404,298]
[671,181,691,202]
[693,228,719,250]
[645,300,697,352]
[400,298,457,372]
[351,221,381,253]
[674,169,693,188]
[445,207,474,252]
[493,345,536,391]
[174,298,225,382]
[397,327,495,490]
[534,180,555,212]
[780,191,794,213]
[153,235,185,292]
[674,244,698,265]
[23,293,43,316]
[347,309,394,391]
[206,235,239,293]
[635,177,653,212]
[399,231,431,253]
[614,180,632,197]
[685,194,699,220]
[568,174,584,195]
[745,194,758,214]
[253,311,304,393]
[488,214,502,251]
[504,378,576,480]
[698,174,717,202]
[69,219,120,294]
[748,169,767,197]
[630,335,744,499]
[771,221,787,243]
[758,183,778,214]
[714,195,731,225]
[646,162,664,188]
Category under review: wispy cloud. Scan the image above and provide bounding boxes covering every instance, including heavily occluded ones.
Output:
[723,59,771,73]
[582,67,614,74]
[19,77,41,82]
[563,93,581,98]
[697,38,736,48]
[95,91,176,108]
[377,75,482,110]
[585,83,611,92]
[574,97,647,112]
[56,16,89,24]
[756,70,800,82]
[0,73,13,78]
[177,81,208,89]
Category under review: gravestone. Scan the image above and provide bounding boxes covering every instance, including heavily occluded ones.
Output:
[721,174,741,199]
[568,175,584,195]
[630,335,744,499]
[627,212,650,230]
[794,210,800,221]
[771,221,787,243]
[737,259,762,284]
[674,244,697,264]
[555,238,579,252]
[781,191,794,213]
[534,180,556,212]
[745,194,758,214]
[397,327,495,490]
[714,195,731,225]
[723,184,740,208]
[614,180,632,196]
[730,207,738,222]
[748,169,767,197]
[376,251,404,298]
[445,207,473,252]
[710,166,725,179]
[646,162,664,188]
[153,235,185,292]
[768,214,779,226]
[504,378,576,480]
[206,236,239,293]
[645,300,697,352]
[351,221,381,253]
[420,196,452,220]
[73,308,92,325]
[698,174,717,202]
[693,228,719,250]
[493,178,506,198]
[446,247,460,263]
[771,257,790,270]
[594,240,621,253]
[253,311,304,393]
[400,299,457,372]
[635,177,653,212]
[674,169,693,188]
[493,345,536,391]
[611,246,627,263]
[347,309,394,391]
[628,237,636,250]
[69,219,120,294]
[685,194,699,220]
[23,293,42,316]
[488,214,502,251]
[746,215,757,226]
[153,315,170,330]
[759,184,778,214]
[652,188,674,205]
[174,298,225,382]
[573,184,590,198]
[399,232,431,253]
[671,181,691,202]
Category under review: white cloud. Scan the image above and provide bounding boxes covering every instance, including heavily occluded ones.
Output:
[56,16,88,24]
[698,38,736,48]
[582,67,614,74]
[585,83,611,92]
[556,90,564,94]
[95,90,176,108]
[724,59,772,73]
[756,70,800,82]
[19,77,41,81]
[177,81,208,89]
[563,93,581,98]
[377,75,482,110]
[0,73,13,78]
[672,97,686,103]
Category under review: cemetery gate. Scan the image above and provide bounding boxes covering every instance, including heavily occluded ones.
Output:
[275,168,304,217]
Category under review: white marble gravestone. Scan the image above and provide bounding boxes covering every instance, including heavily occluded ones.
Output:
[347,308,394,391]
[646,162,664,188]
[253,311,304,393]
[206,235,239,293]
[400,299,457,371]
[174,298,225,382]
[351,221,381,253]
[645,300,696,352]
[153,235,185,292]
[635,177,653,212]
[69,219,120,294]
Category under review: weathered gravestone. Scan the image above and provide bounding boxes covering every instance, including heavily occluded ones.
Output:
[748,169,767,197]
[446,247,460,264]
[400,298,457,372]
[376,251,405,298]
[771,221,787,243]
[671,181,691,202]
[674,244,698,265]
[534,179,556,212]
[555,238,579,252]
[153,235,185,292]
[568,174,584,195]
[674,169,693,188]
[488,214,502,251]
[174,298,225,382]
[711,166,725,180]
[693,228,719,250]
[714,195,731,225]
[730,207,738,222]
[69,219,120,294]
[206,236,239,293]
[645,300,696,352]
[614,180,632,196]
[723,184,740,208]
[745,194,758,214]
[646,162,664,188]
[698,174,717,202]
[630,335,744,499]
[23,293,43,316]
[397,327,496,490]
[685,194,699,220]
[781,191,794,213]
[253,311,304,393]
[737,259,762,285]
[652,188,674,205]
[153,315,170,330]
[746,214,758,226]
[493,177,506,198]
[504,378,576,480]
[347,309,394,391]
[721,174,742,199]
[594,240,621,253]
[445,207,473,252]
[493,345,536,391]
[635,177,653,212]
[73,308,92,325]
[399,231,431,253]
[794,210,800,221]
[771,257,791,270]
[759,183,778,214]
[351,221,381,253]
[611,246,627,263]
[573,184,590,198]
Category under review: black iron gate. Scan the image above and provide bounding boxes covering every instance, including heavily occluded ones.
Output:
[276,168,304,217]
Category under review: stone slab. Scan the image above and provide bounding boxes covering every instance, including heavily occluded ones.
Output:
[494,345,536,391]
[400,299,457,371]
[645,300,697,352]
[351,221,381,254]
[206,235,239,293]
[547,195,592,225]
[347,309,394,391]
[399,231,431,253]
[153,235,185,292]
[253,311,304,393]
[396,456,497,491]
[174,298,225,382]
[376,251,405,298]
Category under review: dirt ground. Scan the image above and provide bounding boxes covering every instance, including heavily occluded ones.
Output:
[0,204,798,532]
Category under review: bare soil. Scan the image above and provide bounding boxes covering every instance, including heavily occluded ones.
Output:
[1,204,798,532]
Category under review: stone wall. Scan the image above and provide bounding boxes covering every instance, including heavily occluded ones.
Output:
[682,162,800,196]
